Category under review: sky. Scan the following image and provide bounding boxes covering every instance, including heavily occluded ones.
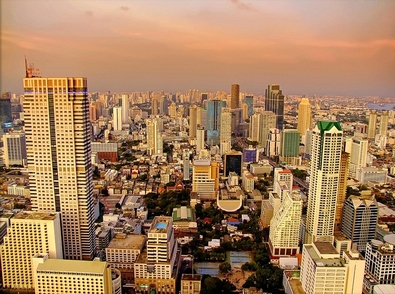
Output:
[1,0,395,97]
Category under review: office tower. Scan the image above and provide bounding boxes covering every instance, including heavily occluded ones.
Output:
[242,103,249,121]
[230,84,240,109]
[152,96,158,116]
[2,132,27,167]
[230,108,242,134]
[268,191,302,258]
[273,168,293,202]
[220,107,232,155]
[146,118,163,154]
[305,121,343,244]
[334,152,350,232]
[243,146,258,163]
[33,255,121,294]
[297,98,312,136]
[363,235,395,293]
[259,111,277,146]
[265,128,281,157]
[0,92,13,142]
[106,234,147,285]
[0,212,63,290]
[169,102,177,117]
[280,129,300,157]
[121,94,129,123]
[265,84,285,130]
[197,107,207,129]
[206,99,227,145]
[23,77,96,260]
[248,113,261,142]
[134,216,179,293]
[189,105,198,139]
[300,242,365,294]
[349,138,368,178]
[243,95,254,118]
[368,110,377,139]
[379,110,389,136]
[192,157,219,200]
[196,127,205,153]
[112,106,123,131]
[89,102,97,121]
[341,195,378,252]
[224,150,242,177]
[354,123,368,138]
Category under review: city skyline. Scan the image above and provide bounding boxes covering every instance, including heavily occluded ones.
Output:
[1,0,394,97]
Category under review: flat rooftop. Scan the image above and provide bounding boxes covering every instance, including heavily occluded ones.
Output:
[36,259,107,274]
[182,274,202,281]
[305,243,343,268]
[107,234,147,250]
[149,216,172,233]
[13,212,57,221]
[314,242,339,255]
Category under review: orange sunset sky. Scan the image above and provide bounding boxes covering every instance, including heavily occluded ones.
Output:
[1,0,395,96]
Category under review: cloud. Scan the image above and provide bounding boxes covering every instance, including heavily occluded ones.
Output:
[85,10,93,17]
[120,6,129,11]
[229,0,255,11]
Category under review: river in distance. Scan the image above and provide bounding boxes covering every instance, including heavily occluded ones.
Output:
[366,103,395,111]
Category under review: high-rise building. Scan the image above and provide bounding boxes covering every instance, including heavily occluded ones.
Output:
[273,168,293,202]
[268,191,302,258]
[189,105,198,139]
[169,102,177,118]
[134,216,179,294]
[152,96,158,116]
[379,110,389,136]
[349,138,368,178]
[341,195,378,252]
[2,132,27,167]
[33,255,121,294]
[248,113,261,142]
[368,110,377,139]
[196,127,205,153]
[300,242,365,294]
[265,84,285,130]
[259,111,277,146]
[265,128,281,157]
[297,98,312,136]
[334,152,350,232]
[230,84,240,109]
[121,94,129,123]
[206,99,226,145]
[280,129,300,157]
[146,118,163,154]
[0,92,12,141]
[112,106,123,131]
[0,212,63,290]
[363,235,395,293]
[224,150,242,177]
[305,121,343,244]
[23,77,96,260]
[243,95,254,118]
[192,156,219,200]
[220,107,232,155]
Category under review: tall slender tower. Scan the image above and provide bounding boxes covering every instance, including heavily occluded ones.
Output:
[305,121,343,244]
[112,106,122,131]
[220,107,232,154]
[265,84,285,130]
[121,94,129,123]
[189,105,198,139]
[334,151,349,232]
[230,84,240,109]
[297,98,312,136]
[379,110,389,136]
[23,77,95,260]
[368,110,377,139]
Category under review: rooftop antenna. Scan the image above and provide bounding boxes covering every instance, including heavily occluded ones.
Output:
[24,56,41,78]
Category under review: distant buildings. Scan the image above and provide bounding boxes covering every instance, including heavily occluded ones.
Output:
[2,132,27,167]
[297,98,312,136]
[265,84,285,130]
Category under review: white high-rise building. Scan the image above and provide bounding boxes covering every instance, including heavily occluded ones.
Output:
[349,138,368,178]
[146,118,163,154]
[305,121,343,244]
[220,107,232,155]
[273,168,293,202]
[2,132,27,167]
[300,242,365,294]
[268,191,302,258]
[23,77,96,260]
[121,94,129,123]
[112,106,123,131]
[0,212,63,290]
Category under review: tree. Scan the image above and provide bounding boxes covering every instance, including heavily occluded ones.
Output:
[219,261,231,274]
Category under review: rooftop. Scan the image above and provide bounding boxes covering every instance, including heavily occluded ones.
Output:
[182,274,202,281]
[314,242,339,255]
[13,212,57,221]
[36,259,107,274]
[107,234,147,250]
[149,216,172,233]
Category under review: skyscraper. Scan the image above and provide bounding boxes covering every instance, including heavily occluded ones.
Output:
[297,98,312,136]
[189,105,198,139]
[146,118,163,154]
[341,195,378,252]
[112,106,123,131]
[0,92,12,141]
[2,132,27,167]
[280,129,300,158]
[334,152,350,232]
[23,77,95,260]
[379,110,389,136]
[206,99,226,145]
[265,84,285,130]
[151,95,158,116]
[349,138,368,178]
[305,121,343,244]
[230,84,240,109]
[243,95,254,118]
[121,94,129,123]
[220,107,232,155]
[368,110,377,139]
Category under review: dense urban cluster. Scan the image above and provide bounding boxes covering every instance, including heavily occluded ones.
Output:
[1,75,395,294]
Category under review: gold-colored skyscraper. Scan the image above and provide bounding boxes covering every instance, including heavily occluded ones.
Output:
[297,98,312,136]
[334,151,350,232]
[230,84,240,109]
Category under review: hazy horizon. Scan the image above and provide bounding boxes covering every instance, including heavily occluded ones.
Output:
[1,0,394,97]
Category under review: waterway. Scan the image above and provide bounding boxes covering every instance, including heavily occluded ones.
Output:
[366,103,395,111]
